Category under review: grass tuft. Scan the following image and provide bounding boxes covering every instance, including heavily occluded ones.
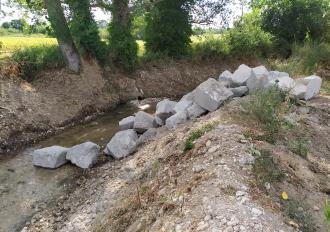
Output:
[288,139,308,158]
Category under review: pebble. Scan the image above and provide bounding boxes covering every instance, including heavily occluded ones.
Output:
[196,221,209,231]
[208,146,218,153]
[313,206,320,211]
[235,191,246,197]
[206,140,212,147]
[251,208,263,217]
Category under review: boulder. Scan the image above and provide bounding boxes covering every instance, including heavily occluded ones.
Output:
[119,116,135,131]
[33,146,68,169]
[247,66,269,92]
[66,142,100,169]
[229,86,249,97]
[187,103,207,119]
[166,111,188,129]
[268,71,289,82]
[155,116,164,127]
[276,76,295,90]
[232,64,252,87]
[291,75,322,100]
[174,99,193,113]
[133,111,157,133]
[193,78,233,112]
[181,91,195,101]
[137,128,158,146]
[155,99,177,121]
[218,70,233,87]
[104,129,139,159]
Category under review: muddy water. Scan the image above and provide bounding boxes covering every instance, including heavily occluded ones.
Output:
[0,102,156,232]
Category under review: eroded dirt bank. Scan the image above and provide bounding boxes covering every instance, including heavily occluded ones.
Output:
[0,58,257,154]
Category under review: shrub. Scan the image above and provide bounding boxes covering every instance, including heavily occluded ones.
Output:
[260,0,330,47]
[224,11,274,57]
[12,45,65,81]
[243,85,288,142]
[191,34,230,59]
[145,0,192,57]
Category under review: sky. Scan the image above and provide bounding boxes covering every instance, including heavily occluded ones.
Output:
[0,0,248,28]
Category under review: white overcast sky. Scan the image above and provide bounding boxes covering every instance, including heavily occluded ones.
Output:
[0,0,248,27]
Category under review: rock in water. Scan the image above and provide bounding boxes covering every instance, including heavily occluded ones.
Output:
[155,99,176,121]
[247,66,269,92]
[232,64,252,87]
[119,116,135,131]
[229,86,249,97]
[33,146,68,169]
[133,111,157,133]
[291,75,322,100]
[187,103,207,119]
[66,142,100,169]
[104,129,138,159]
[193,78,233,112]
[174,99,193,113]
[166,111,188,129]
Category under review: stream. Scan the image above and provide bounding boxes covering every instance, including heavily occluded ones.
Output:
[0,101,156,232]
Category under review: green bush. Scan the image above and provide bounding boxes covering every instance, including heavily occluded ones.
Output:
[12,45,65,81]
[224,11,274,57]
[260,0,330,47]
[68,0,107,63]
[243,85,288,142]
[108,0,138,70]
[145,0,192,57]
[191,34,230,59]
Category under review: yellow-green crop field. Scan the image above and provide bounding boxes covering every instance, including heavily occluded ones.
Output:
[0,37,58,53]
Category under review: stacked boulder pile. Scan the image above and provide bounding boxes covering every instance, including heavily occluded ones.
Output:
[33,64,322,169]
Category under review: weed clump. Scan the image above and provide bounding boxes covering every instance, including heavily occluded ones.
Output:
[243,85,289,143]
[325,200,330,230]
[252,149,284,190]
[289,139,308,158]
[184,121,219,152]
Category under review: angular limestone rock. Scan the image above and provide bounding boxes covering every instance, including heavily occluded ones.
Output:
[232,64,252,87]
[166,111,188,129]
[193,78,233,112]
[155,99,177,121]
[119,116,135,131]
[218,70,233,87]
[33,146,68,169]
[291,75,322,100]
[174,99,193,113]
[229,86,249,97]
[247,66,269,92]
[66,142,100,169]
[104,129,138,159]
[187,103,207,119]
[133,111,157,133]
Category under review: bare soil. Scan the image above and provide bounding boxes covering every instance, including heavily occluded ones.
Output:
[0,58,258,154]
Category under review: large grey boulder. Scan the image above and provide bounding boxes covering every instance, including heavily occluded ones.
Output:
[104,129,138,159]
[137,128,158,146]
[291,75,322,100]
[276,76,295,90]
[155,116,165,127]
[119,116,135,131]
[181,91,195,101]
[232,64,252,87]
[33,146,68,169]
[174,99,193,113]
[133,111,157,133]
[187,103,207,119]
[166,111,188,129]
[247,66,269,93]
[229,86,249,97]
[193,78,233,112]
[268,71,289,82]
[155,99,177,121]
[218,70,233,87]
[66,142,100,169]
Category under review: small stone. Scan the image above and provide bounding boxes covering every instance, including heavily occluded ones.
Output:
[235,191,246,197]
[264,182,271,190]
[251,208,263,217]
[208,146,218,153]
[196,221,209,231]
[224,226,234,232]
[298,207,304,212]
[313,206,320,211]
[206,140,212,147]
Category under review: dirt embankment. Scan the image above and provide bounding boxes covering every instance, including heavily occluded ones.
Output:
[0,58,258,154]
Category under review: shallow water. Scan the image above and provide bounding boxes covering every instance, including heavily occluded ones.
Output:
[0,102,155,232]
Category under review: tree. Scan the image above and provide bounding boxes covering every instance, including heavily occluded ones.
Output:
[67,0,107,63]
[255,0,330,44]
[108,0,138,69]
[145,0,193,57]
[44,0,81,73]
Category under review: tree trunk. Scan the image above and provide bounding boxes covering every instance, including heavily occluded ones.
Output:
[44,0,81,73]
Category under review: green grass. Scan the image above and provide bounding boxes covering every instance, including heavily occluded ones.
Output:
[184,121,219,152]
[325,200,330,231]
[289,139,308,158]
